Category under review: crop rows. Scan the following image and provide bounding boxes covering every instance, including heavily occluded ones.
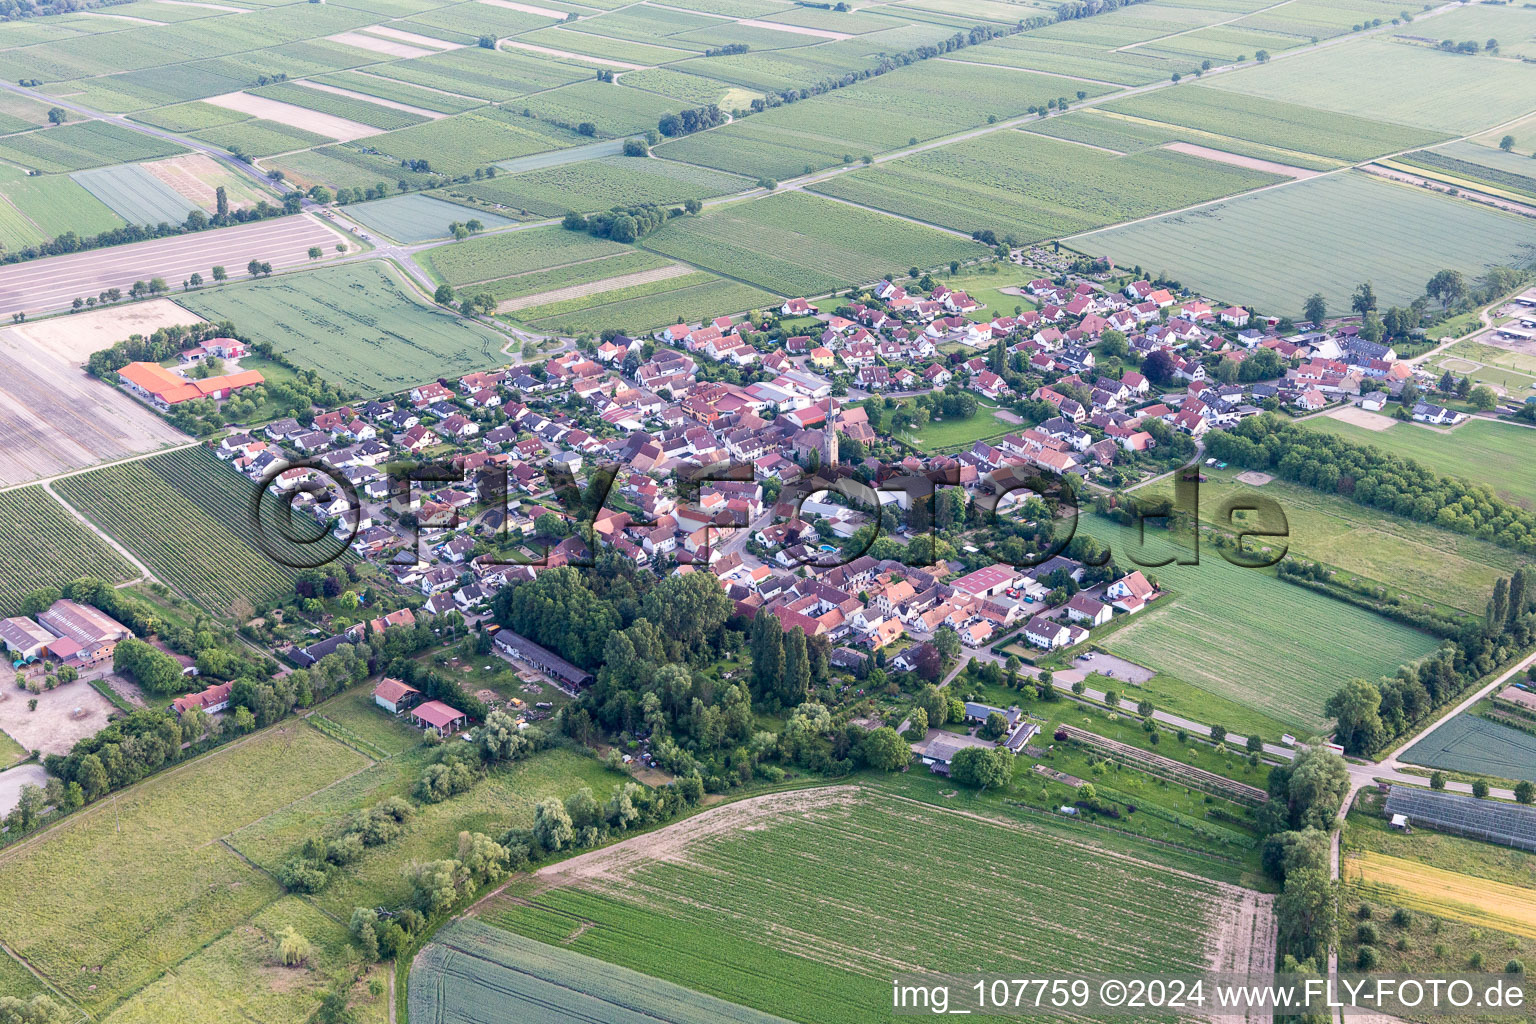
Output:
[454,156,749,218]
[1400,714,1536,784]
[252,82,430,131]
[515,80,683,138]
[0,486,134,615]
[464,249,675,303]
[487,793,1240,1024]
[194,118,336,157]
[71,163,201,226]
[1023,110,1342,171]
[345,193,519,244]
[0,120,187,173]
[642,191,980,296]
[524,276,776,334]
[351,111,574,178]
[53,447,316,614]
[315,71,484,115]
[373,47,589,102]
[422,224,628,285]
[812,129,1282,243]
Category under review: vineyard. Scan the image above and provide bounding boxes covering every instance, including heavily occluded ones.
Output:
[485,786,1275,1024]
[451,157,751,219]
[52,446,339,616]
[420,225,629,286]
[180,261,507,394]
[0,486,134,615]
[251,82,430,132]
[411,920,792,1024]
[642,192,981,296]
[811,129,1282,243]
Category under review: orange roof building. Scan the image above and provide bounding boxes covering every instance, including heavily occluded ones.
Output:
[117,361,263,407]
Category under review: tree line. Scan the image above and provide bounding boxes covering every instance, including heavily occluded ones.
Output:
[0,194,297,267]
[1205,414,1536,555]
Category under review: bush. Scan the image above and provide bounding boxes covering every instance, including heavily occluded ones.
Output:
[1357,923,1378,944]
[1392,908,1414,929]
[1508,960,1525,974]
[1356,946,1378,969]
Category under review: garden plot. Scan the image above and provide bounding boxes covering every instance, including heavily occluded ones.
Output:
[205,90,382,141]
[70,162,201,225]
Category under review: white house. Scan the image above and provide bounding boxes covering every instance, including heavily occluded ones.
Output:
[1024,614,1072,650]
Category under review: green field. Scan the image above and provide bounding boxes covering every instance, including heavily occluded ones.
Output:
[1085,171,1536,316]
[315,70,485,115]
[371,46,589,102]
[1022,109,1343,171]
[448,156,751,218]
[420,224,630,286]
[0,119,186,173]
[1397,142,1536,203]
[486,785,1264,1024]
[412,920,791,1024]
[343,193,519,243]
[70,162,201,226]
[811,129,1281,242]
[1098,85,1446,162]
[1205,37,1536,136]
[520,275,778,335]
[468,249,677,304]
[229,746,623,918]
[179,261,508,394]
[53,446,331,616]
[1300,415,1536,511]
[0,723,366,1013]
[515,80,686,139]
[192,118,336,157]
[1075,513,1441,732]
[655,60,1112,180]
[251,82,430,131]
[1399,713,1536,784]
[642,191,981,296]
[0,486,135,616]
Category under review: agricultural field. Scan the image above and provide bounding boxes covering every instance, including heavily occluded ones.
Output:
[0,306,194,486]
[179,261,508,395]
[1398,714,1536,785]
[1346,851,1536,942]
[1073,513,1441,732]
[192,118,337,157]
[0,723,366,1014]
[250,81,431,131]
[230,747,623,918]
[485,786,1276,1024]
[810,129,1282,242]
[641,191,981,296]
[324,110,580,180]
[1022,109,1342,172]
[53,446,333,615]
[448,156,751,217]
[1205,36,1536,136]
[950,35,1185,85]
[1396,142,1536,203]
[513,80,683,139]
[0,119,186,173]
[0,170,127,250]
[70,162,201,226]
[371,46,590,102]
[1421,337,1536,396]
[1301,415,1536,510]
[462,248,675,304]
[129,99,251,133]
[314,70,484,115]
[0,213,348,314]
[419,223,630,286]
[1098,86,1447,163]
[655,61,1111,180]
[517,273,775,334]
[618,67,735,106]
[0,487,135,615]
[1083,171,1536,316]
[412,920,792,1024]
[343,193,520,243]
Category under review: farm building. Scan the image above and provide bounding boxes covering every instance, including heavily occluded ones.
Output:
[171,682,233,716]
[374,677,421,715]
[411,700,468,737]
[117,361,264,409]
[36,599,129,667]
[493,629,594,689]
[0,616,54,664]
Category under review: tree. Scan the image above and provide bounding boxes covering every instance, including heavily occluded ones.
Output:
[1275,867,1336,963]
[1303,293,1327,325]
[1468,385,1497,411]
[978,711,1008,741]
[1500,135,1516,152]
[950,746,1012,790]
[307,246,322,261]
[532,796,574,852]
[46,107,65,125]
[1325,678,1386,755]
[215,186,228,218]
[1515,781,1534,805]
[860,727,910,770]
[1430,770,1446,790]
[1472,778,1490,799]
[0,995,72,1024]
[433,283,455,305]
[276,926,310,966]
[409,859,467,914]
[247,259,263,277]
[1351,281,1376,315]
[211,265,226,282]
[1426,269,1466,308]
